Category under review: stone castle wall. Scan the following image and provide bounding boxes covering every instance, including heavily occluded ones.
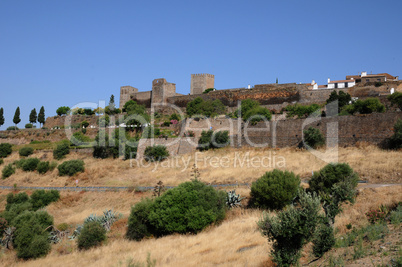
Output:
[135,112,402,159]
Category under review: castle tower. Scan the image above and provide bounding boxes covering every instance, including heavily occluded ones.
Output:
[119,86,138,109]
[190,73,215,95]
[151,78,176,105]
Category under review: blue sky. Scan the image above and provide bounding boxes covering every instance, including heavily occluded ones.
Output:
[0,0,401,128]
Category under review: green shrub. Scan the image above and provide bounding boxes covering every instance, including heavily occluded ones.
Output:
[0,143,12,158]
[197,130,229,151]
[37,161,50,174]
[186,97,226,117]
[343,98,385,114]
[13,210,53,259]
[258,190,322,267]
[30,190,60,210]
[303,127,325,148]
[243,106,272,124]
[77,221,107,250]
[144,145,169,162]
[15,158,26,169]
[239,99,260,117]
[2,164,15,179]
[53,141,70,160]
[312,223,335,257]
[309,163,358,195]
[389,119,402,149]
[0,158,3,165]
[149,180,226,236]
[70,131,93,146]
[124,144,138,160]
[19,147,34,157]
[5,192,29,210]
[21,158,40,172]
[387,92,402,110]
[126,180,226,240]
[249,169,301,210]
[285,103,321,118]
[25,123,33,129]
[126,198,154,241]
[169,113,180,121]
[326,90,352,113]
[390,204,402,225]
[58,160,85,176]
[309,163,359,224]
[6,126,19,131]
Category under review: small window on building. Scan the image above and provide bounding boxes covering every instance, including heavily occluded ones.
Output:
[345,83,348,88]
[366,79,369,82]
[377,79,381,82]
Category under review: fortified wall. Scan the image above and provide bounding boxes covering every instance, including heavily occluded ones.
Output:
[135,112,402,159]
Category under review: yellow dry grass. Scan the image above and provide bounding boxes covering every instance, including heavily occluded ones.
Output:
[0,185,400,266]
[0,145,401,188]
[0,146,401,266]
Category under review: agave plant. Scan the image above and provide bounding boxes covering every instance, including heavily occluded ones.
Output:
[1,227,15,249]
[226,190,245,208]
[70,209,122,239]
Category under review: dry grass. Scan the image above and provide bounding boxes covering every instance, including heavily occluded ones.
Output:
[0,185,399,266]
[1,145,401,188]
[0,146,401,266]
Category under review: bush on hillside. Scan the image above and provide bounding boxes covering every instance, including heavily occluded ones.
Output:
[144,145,169,162]
[77,221,107,250]
[5,192,29,211]
[58,160,85,176]
[303,127,325,148]
[343,98,385,114]
[53,141,70,160]
[2,164,15,179]
[0,143,12,158]
[0,158,3,165]
[21,158,40,172]
[186,97,226,117]
[37,161,50,174]
[312,223,335,257]
[326,90,352,113]
[25,123,33,129]
[6,126,19,131]
[197,130,229,151]
[249,169,301,210]
[243,106,272,125]
[258,190,322,266]
[309,163,359,224]
[285,103,321,118]
[309,163,358,195]
[12,210,53,259]
[30,190,60,210]
[389,119,402,149]
[387,92,402,110]
[126,180,226,240]
[19,147,34,157]
[126,198,154,241]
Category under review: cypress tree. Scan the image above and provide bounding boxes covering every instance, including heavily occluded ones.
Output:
[29,108,37,124]
[13,107,21,127]
[38,106,45,127]
[0,108,4,128]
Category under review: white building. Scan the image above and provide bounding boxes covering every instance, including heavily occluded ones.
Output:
[327,78,355,89]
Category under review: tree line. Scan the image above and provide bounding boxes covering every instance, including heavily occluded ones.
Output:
[0,106,45,129]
